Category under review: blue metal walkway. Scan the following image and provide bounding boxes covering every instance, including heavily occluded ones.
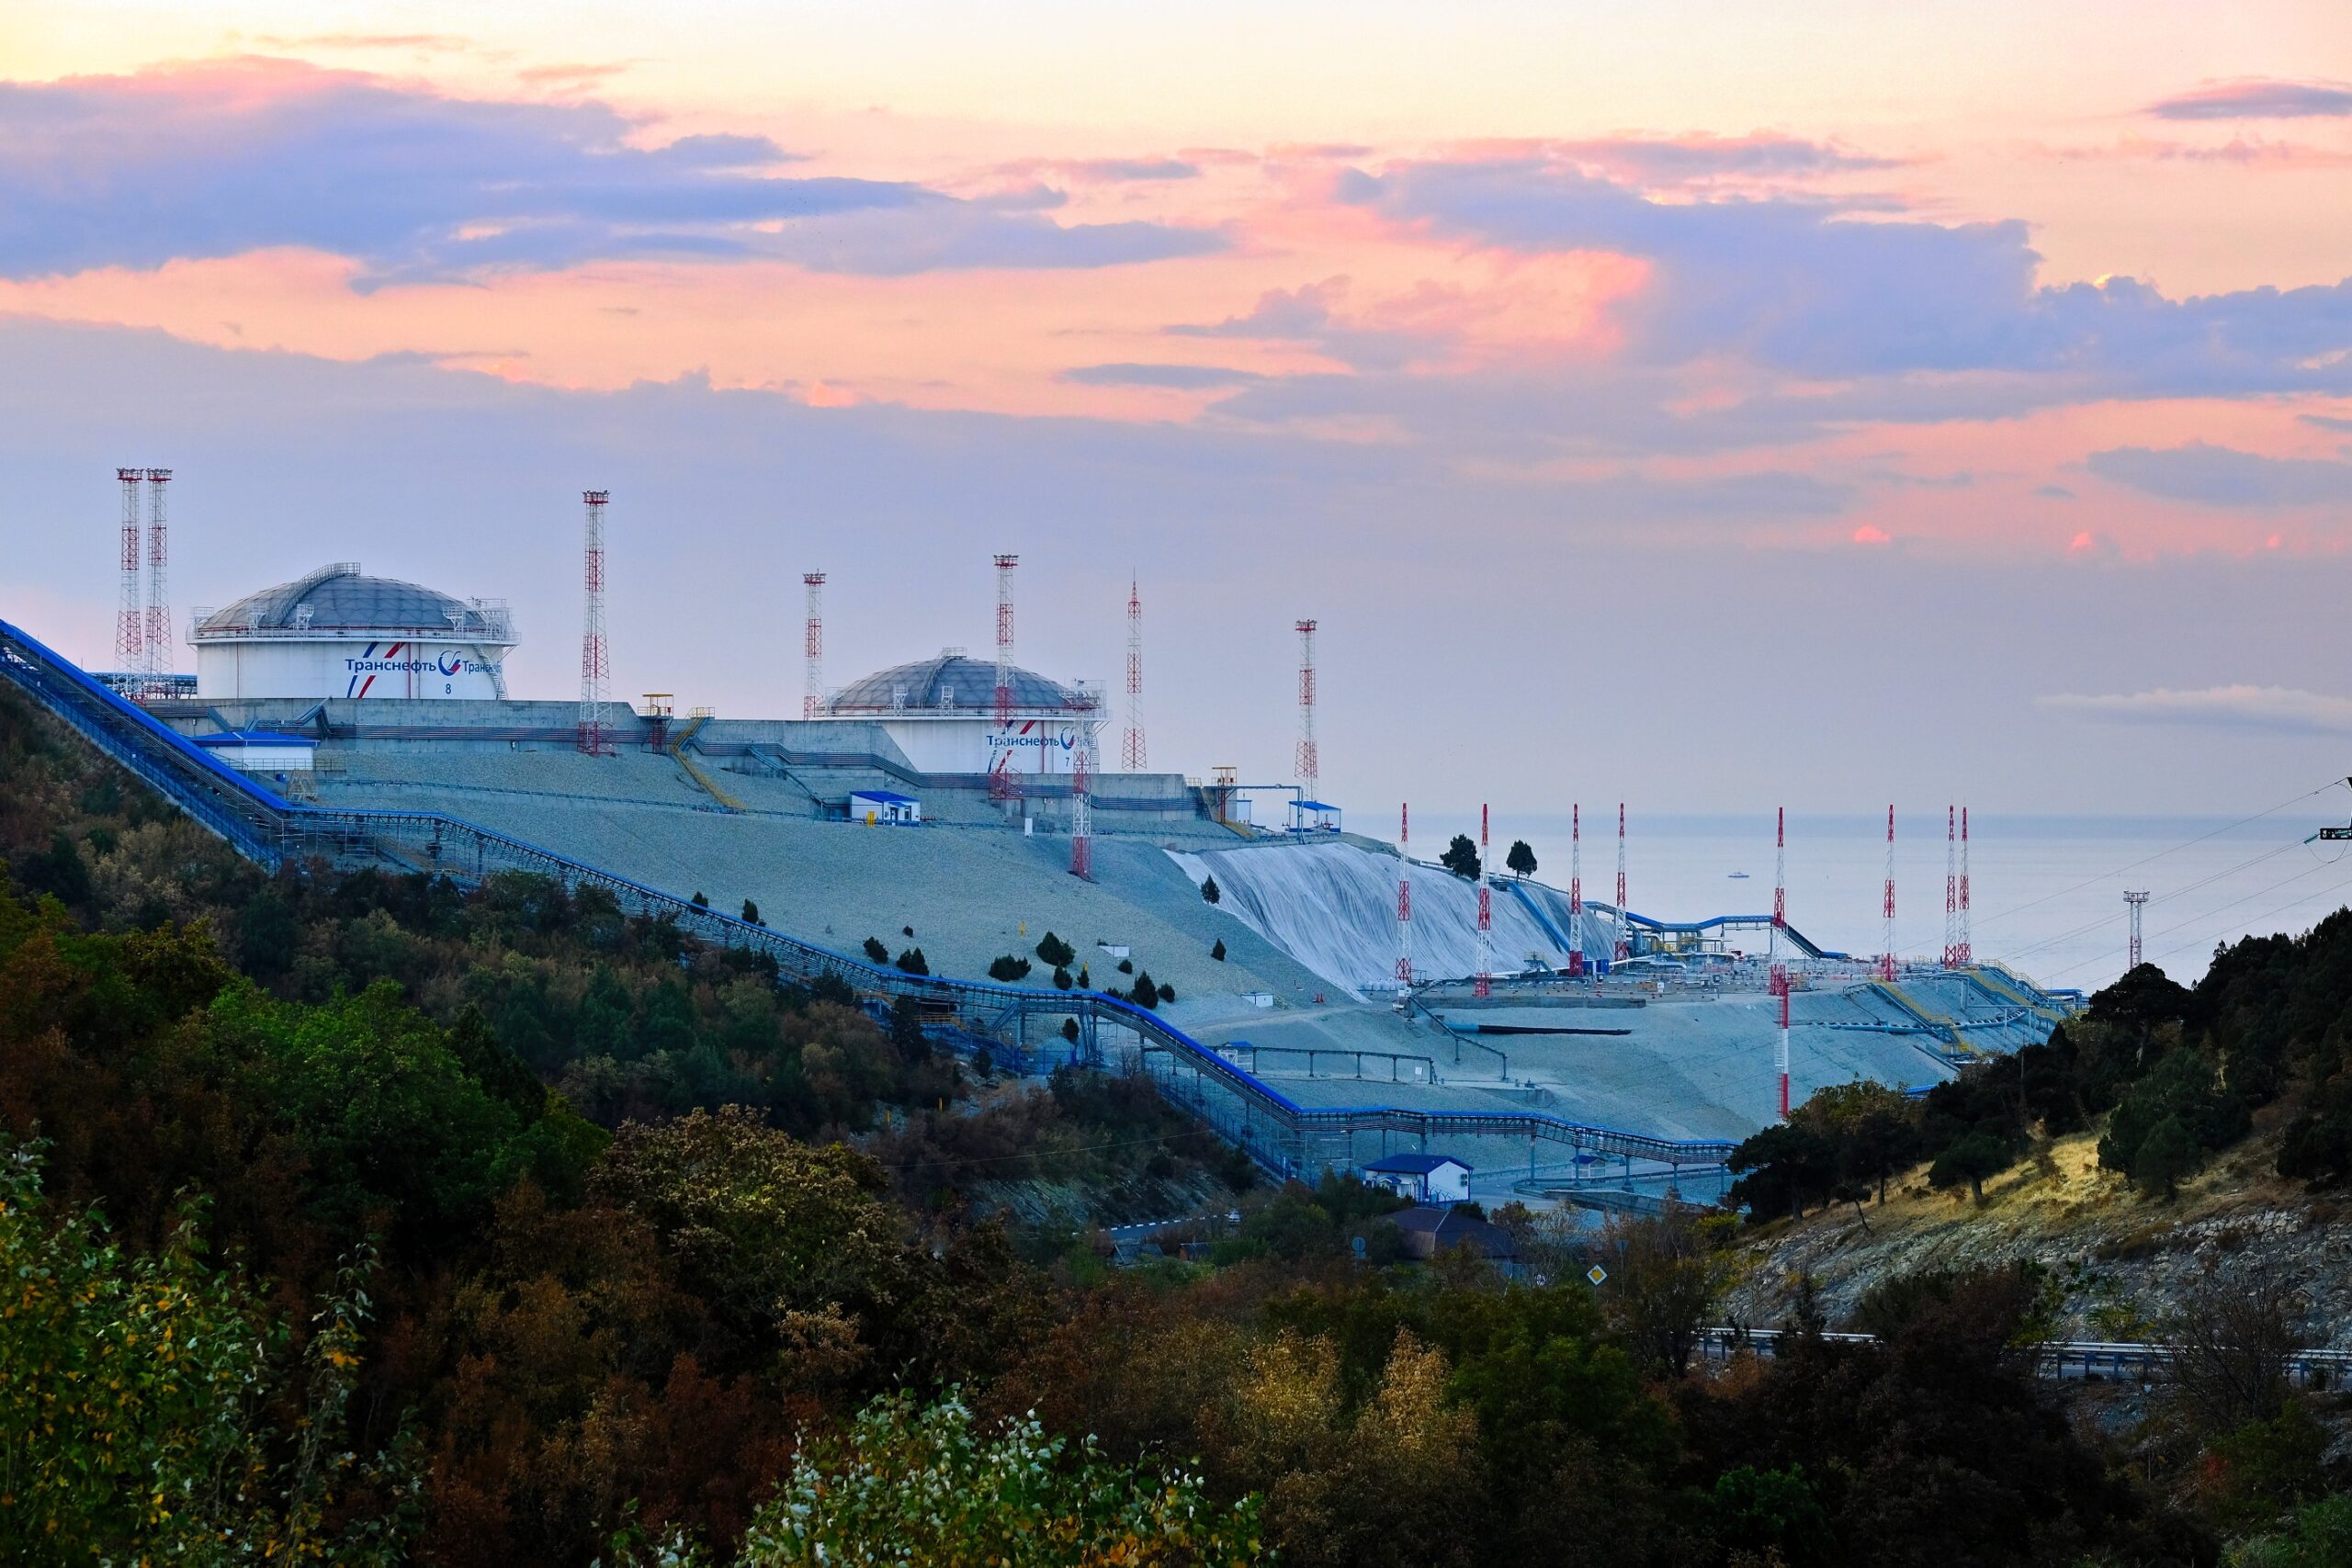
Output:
[0,617,1740,1181]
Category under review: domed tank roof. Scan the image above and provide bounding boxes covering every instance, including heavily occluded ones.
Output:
[827,649,1087,713]
[194,563,511,641]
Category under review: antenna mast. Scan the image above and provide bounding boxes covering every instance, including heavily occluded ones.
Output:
[1567,803,1585,976]
[802,572,825,719]
[579,491,611,755]
[2125,890,2149,970]
[1614,803,1630,964]
[990,554,1020,802]
[1069,710,1095,879]
[115,468,143,683]
[143,468,171,691]
[1474,803,1493,998]
[1943,805,1960,968]
[1880,806,1897,982]
[1295,619,1318,797]
[1956,807,1973,964]
[1123,578,1147,771]
[1771,807,1787,963]
[1770,962,1792,1121]
[1396,804,1412,992]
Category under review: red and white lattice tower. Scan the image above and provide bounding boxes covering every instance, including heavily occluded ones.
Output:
[2125,890,2148,970]
[578,491,611,756]
[802,572,825,719]
[142,468,171,688]
[1942,805,1961,968]
[115,468,143,678]
[1395,804,1413,991]
[990,555,1020,801]
[1294,620,1318,794]
[1069,715,1095,879]
[1879,805,1897,982]
[1613,803,1631,964]
[1956,807,1973,965]
[1770,963,1792,1121]
[1567,804,1585,977]
[1474,803,1494,998]
[1122,578,1147,772]
[1770,807,1787,963]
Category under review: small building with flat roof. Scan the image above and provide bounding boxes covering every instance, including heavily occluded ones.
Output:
[1362,1152,1472,1205]
[848,789,921,825]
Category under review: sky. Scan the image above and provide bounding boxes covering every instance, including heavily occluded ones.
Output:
[2,2,2350,820]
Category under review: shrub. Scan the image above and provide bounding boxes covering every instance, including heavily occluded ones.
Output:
[1060,1017,1080,1043]
[1929,1132,2007,1202]
[1052,966,1072,990]
[896,947,929,976]
[727,1393,1262,1566]
[1201,876,1221,905]
[987,954,1032,983]
[863,936,890,963]
[691,890,709,908]
[1034,931,1076,968]
[1116,958,1134,975]
[1211,939,1227,962]
[741,898,763,926]
[1130,971,1160,1010]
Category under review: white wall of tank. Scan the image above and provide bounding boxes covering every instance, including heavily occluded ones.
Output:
[195,637,509,701]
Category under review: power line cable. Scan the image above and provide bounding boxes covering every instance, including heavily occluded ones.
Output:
[1969,779,2343,932]
[1996,838,2308,970]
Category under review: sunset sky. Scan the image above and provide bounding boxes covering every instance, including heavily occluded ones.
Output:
[3,2,2350,816]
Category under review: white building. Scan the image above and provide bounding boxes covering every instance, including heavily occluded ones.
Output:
[1361,1154,1473,1205]
[822,649,1100,783]
[190,563,514,702]
[848,789,921,825]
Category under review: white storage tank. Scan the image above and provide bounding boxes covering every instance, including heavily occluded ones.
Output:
[190,563,515,701]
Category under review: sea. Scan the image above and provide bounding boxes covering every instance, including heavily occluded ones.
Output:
[1391,805,2352,997]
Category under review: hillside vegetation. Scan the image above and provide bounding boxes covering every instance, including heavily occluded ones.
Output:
[4,676,2350,1565]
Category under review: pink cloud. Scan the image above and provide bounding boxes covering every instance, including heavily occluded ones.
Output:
[1851,525,1892,545]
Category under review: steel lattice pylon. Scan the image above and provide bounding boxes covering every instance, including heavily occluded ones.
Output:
[115,468,143,682]
[142,469,171,692]
[1294,619,1317,792]
[990,555,1020,802]
[1122,577,1147,772]
[579,491,611,755]
[802,571,825,719]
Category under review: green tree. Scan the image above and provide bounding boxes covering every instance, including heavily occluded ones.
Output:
[741,898,762,926]
[1441,834,1480,880]
[988,954,1033,982]
[896,947,929,976]
[1201,876,1221,905]
[2133,1115,2199,1200]
[1600,1210,1736,1377]
[1212,939,1227,962]
[690,890,709,907]
[889,994,932,1062]
[1035,931,1077,968]
[723,1392,1264,1566]
[1130,970,1161,1010]
[0,1140,419,1564]
[1506,839,1536,879]
[1929,1131,2007,1202]
[864,935,890,963]
[590,1108,919,1382]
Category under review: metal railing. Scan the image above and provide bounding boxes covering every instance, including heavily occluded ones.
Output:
[0,615,1743,1183]
[1695,1326,2351,1387]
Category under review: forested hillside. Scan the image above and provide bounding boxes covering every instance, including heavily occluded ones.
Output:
[2,678,2346,1565]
